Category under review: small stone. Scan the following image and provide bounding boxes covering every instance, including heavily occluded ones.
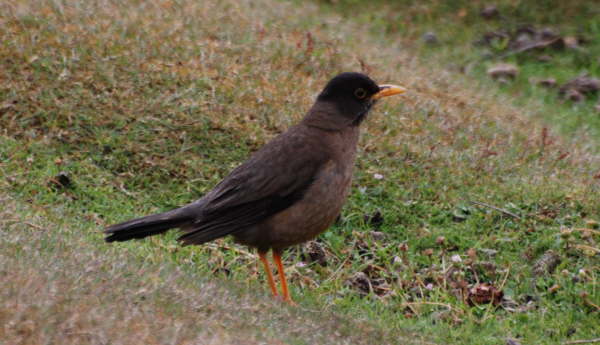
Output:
[559,75,600,97]
[506,338,522,345]
[370,231,386,242]
[532,250,561,276]
[496,77,511,85]
[537,78,556,88]
[540,27,559,40]
[480,5,499,20]
[422,31,438,45]
[563,36,579,49]
[537,55,553,63]
[373,173,384,180]
[451,254,462,263]
[435,236,446,245]
[479,248,498,257]
[487,63,519,80]
[565,89,584,102]
[346,272,371,295]
[476,261,497,274]
[516,25,536,36]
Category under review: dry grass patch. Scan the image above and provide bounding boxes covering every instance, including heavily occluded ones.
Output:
[0,194,424,345]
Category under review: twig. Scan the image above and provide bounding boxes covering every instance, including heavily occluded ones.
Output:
[573,244,600,254]
[203,242,256,259]
[563,338,600,345]
[401,301,463,315]
[323,256,350,284]
[496,38,564,60]
[470,200,522,219]
[118,183,135,197]
[573,228,600,235]
[498,262,511,291]
[3,218,46,230]
[24,221,45,230]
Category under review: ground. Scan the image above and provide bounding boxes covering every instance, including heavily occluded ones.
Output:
[1,0,598,344]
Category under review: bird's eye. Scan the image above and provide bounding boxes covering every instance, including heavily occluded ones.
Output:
[354,88,367,99]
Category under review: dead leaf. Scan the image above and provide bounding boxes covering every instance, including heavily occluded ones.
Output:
[559,75,600,100]
[302,241,327,266]
[467,283,504,306]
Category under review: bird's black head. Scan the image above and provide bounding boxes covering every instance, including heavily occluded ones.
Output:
[312,72,405,128]
[317,72,380,125]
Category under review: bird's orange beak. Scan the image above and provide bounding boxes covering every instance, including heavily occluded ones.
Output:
[371,84,407,100]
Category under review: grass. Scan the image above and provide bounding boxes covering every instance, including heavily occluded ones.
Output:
[0,193,402,345]
[1,0,599,344]
[323,0,600,139]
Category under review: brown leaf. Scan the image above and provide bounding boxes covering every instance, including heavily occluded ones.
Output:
[345,272,371,296]
[435,236,446,245]
[422,248,434,256]
[467,283,504,306]
[302,241,327,266]
[559,75,600,98]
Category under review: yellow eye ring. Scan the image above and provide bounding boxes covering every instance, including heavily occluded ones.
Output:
[354,88,367,99]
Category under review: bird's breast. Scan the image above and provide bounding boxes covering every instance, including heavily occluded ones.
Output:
[262,156,355,250]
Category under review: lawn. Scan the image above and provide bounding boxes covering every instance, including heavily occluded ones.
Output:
[326,0,600,138]
[1,0,598,344]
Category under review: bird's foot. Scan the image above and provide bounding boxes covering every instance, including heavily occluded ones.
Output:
[276,295,296,306]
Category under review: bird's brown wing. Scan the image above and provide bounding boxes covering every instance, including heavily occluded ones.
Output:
[177,126,330,245]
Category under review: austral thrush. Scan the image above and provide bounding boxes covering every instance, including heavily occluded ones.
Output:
[105,72,405,303]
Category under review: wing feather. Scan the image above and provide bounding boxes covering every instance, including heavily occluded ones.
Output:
[178,126,330,245]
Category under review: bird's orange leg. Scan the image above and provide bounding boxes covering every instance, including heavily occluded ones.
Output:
[273,250,294,304]
[259,251,278,297]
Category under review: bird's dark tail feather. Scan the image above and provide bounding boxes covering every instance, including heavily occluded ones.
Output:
[104,208,192,242]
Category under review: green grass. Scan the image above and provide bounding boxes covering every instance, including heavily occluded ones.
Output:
[323,0,600,139]
[1,0,599,344]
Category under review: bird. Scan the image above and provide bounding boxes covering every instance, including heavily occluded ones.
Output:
[104,72,406,303]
